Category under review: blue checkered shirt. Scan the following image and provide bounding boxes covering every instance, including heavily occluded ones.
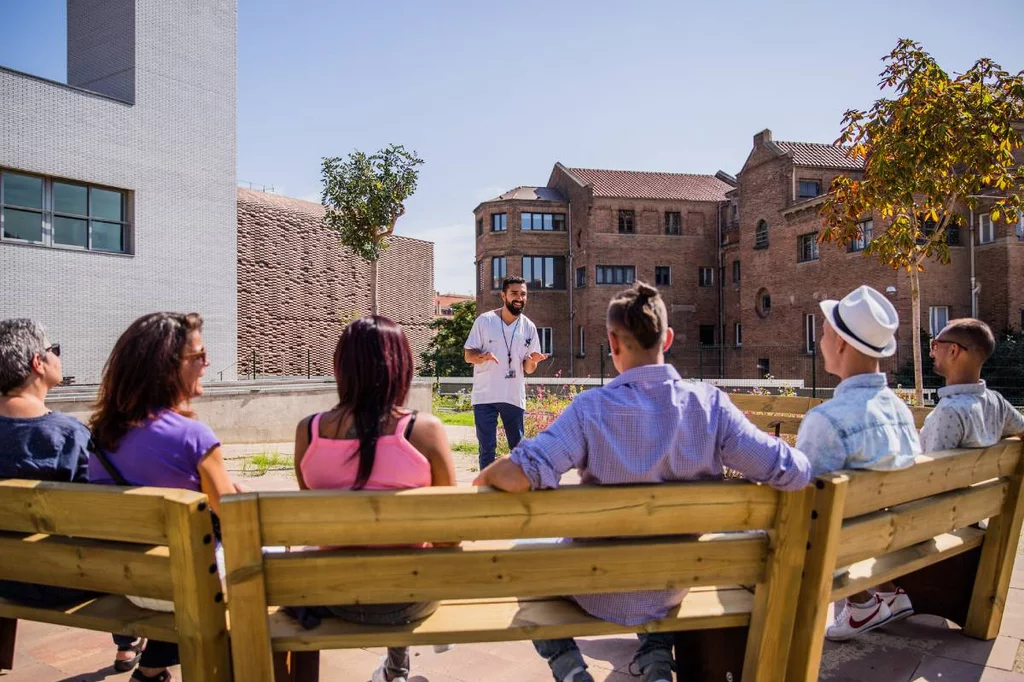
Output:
[509,363,812,626]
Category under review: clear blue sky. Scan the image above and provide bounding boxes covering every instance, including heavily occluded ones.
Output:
[3,1,1023,294]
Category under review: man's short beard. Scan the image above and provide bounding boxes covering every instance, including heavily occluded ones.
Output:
[505,300,523,316]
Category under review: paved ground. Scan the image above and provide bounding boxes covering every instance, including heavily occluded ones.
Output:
[5,429,1024,681]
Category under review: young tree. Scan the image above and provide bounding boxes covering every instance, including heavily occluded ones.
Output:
[421,300,476,378]
[321,144,425,315]
[820,39,1024,404]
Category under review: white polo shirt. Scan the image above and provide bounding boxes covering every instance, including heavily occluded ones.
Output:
[464,309,540,409]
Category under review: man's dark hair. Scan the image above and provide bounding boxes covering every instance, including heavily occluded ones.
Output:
[944,318,996,360]
[502,276,526,292]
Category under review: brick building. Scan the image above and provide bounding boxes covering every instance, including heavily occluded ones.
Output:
[474,168,734,378]
[476,132,1024,382]
[237,189,435,377]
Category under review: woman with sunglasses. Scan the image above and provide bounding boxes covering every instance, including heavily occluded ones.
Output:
[88,312,239,682]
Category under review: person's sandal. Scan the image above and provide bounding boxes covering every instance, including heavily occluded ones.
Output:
[114,637,145,672]
[130,669,172,681]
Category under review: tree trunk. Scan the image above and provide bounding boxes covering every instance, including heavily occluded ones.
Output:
[910,266,924,406]
[369,258,379,317]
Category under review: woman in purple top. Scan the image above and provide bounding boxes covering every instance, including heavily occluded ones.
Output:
[88,312,238,682]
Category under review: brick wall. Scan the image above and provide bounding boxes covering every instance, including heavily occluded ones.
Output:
[237,189,434,377]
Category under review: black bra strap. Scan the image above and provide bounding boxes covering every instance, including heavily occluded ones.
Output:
[404,410,419,439]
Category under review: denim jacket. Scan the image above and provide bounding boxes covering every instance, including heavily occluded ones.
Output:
[796,373,921,476]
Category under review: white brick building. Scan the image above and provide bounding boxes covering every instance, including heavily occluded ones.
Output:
[0,0,238,382]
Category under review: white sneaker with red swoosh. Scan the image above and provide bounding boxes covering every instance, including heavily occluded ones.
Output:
[826,594,894,641]
[877,587,914,622]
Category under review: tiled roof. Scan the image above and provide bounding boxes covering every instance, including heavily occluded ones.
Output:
[563,167,731,201]
[773,141,864,170]
[488,186,567,203]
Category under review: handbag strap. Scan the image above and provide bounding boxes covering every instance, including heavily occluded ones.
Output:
[88,439,132,486]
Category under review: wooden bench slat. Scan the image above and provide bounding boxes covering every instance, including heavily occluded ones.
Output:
[836,479,1007,568]
[0,595,178,642]
[840,440,1021,518]
[743,414,802,435]
[0,480,203,544]
[263,535,768,605]
[254,482,779,546]
[265,588,755,650]
[0,532,174,600]
[831,528,986,602]
[728,395,824,415]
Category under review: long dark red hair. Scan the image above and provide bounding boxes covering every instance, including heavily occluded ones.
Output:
[333,316,413,489]
[90,312,203,452]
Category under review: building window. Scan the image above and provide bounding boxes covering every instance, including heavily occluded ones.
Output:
[476,218,483,236]
[804,313,816,353]
[850,219,873,252]
[522,255,566,290]
[698,267,714,288]
[596,265,635,285]
[575,266,586,288]
[948,225,961,245]
[730,203,739,223]
[538,327,553,355]
[491,256,506,289]
[756,288,772,319]
[578,325,585,356]
[798,179,821,200]
[665,211,681,235]
[734,323,742,347]
[491,213,507,232]
[798,232,819,262]
[521,212,566,231]
[757,358,770,378]
[655,266,671,286]
[929,306,950,337]
[755,220,769,249]
[618,210,635,234]
[699,325,715,346]
[732,260,740,283]
[1,170,130,253]
[979,214,995,244]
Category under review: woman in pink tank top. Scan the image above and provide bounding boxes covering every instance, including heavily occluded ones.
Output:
[292,316,455,682]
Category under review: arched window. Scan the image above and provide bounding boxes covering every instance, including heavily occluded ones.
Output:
[756,288,772,319]
[755,220,769,249]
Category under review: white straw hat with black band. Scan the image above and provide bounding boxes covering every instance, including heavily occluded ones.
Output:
[819,285,899,359]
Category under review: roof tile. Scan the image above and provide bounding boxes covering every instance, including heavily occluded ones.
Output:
[565,167,731,201]
[773,141,864,170]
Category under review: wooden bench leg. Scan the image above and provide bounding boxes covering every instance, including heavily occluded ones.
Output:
[0,617,16,671]
[895,547,981,629]
[674,627,748,681]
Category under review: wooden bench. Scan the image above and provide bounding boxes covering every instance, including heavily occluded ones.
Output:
[729,393,931,438]
[784,437,1024,681]
[221,481,815,682]
[0,479,231,682]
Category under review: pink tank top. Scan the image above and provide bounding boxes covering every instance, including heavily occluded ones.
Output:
[300,412,432,491]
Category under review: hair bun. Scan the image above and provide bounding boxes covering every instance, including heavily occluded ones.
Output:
[635,282,658,300]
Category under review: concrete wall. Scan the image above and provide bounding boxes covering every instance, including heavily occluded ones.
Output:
[0,0,238,382]
[48,379,433,444]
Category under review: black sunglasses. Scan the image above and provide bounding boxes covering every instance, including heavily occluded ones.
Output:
[44,344,61,358]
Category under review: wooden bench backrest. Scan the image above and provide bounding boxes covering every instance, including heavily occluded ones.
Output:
[222,482,815,682]
[0,479,230,682]
[729,393,931,435]
[787,438,1024,682]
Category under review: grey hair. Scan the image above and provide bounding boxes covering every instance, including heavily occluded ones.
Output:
[0,318,49,394]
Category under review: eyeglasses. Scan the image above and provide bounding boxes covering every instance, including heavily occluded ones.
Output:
[930,338,969,352]
[44,344,61,358]
[184,350,208,364]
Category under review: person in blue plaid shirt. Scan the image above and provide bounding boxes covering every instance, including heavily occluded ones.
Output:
[474,281,812,682]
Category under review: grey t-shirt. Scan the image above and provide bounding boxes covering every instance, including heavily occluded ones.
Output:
[0,411,91,482]
[920,381,1024,452]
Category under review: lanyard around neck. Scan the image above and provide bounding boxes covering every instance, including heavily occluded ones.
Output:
[498,310,521,368]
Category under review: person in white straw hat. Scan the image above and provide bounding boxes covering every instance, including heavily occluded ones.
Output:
[796,284,922,642]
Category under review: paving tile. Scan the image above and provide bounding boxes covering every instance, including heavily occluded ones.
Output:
[1001,589,1024,639]
[819,636,925,682]
[910,654,1024,681]
[879,617,1020,670]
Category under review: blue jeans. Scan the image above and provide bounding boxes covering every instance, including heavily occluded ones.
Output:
[533,632,674,681]
[474,402,525,470]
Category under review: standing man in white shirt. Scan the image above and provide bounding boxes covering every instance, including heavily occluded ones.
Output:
[464,276,549,470]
